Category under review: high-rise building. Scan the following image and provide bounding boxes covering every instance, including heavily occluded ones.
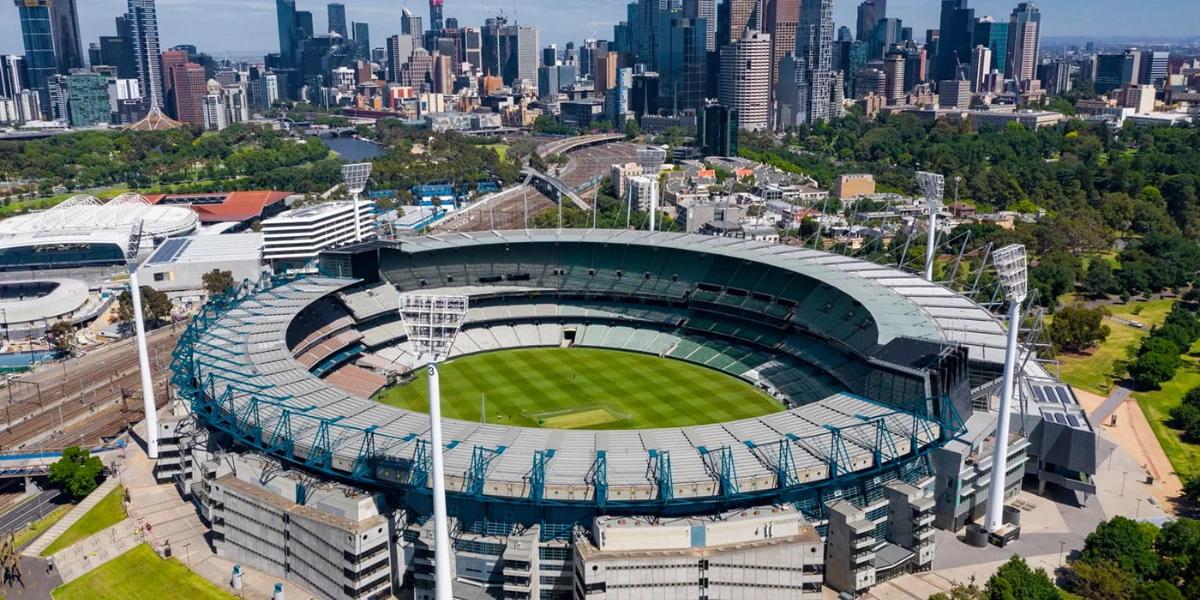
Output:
[48,0,84,73]
[277,0,298,68]
[295,10,314,39]
[871,18,904,59]
[66,72,109,126]
[498,25,539,88]
[883,51,905,104]
[856,1,877,43]
[0,55,25,98]
[12,0,57,113]
[722,0,759,45]
[109,77,144,124]
[353,22,370,61]
[99,34,137,79]
[972,17,1007,77]
[129,0,163,106]
[402,7,423,36]
[46,73,68,120]
[429,0,445,33]
[1037,60,1071,95]
[463,28,482,69]
[683,0,717,51]
[938,78,970,108]
[171,62,207,125]
[656,16,708,114]
[1006,2,1040,83]
[595,51,618,95]
[160,49,189,117]
[934,0,974,83]
[699,103,738,157]
[1094,52,1137,95]
[606,67,633,125]
[385,35,414,82]
[480,16,506,76]
[794,0,834,124]
[719,29,771,131]
[969,44,991,92]
[631,70,660,118]
[1138,51,1168,86]
[543,44,558,67]
[327,3,347,37]
[765,0,799,110]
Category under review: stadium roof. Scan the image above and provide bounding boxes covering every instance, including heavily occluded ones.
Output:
[0,194,199,239]
[144,233,263,266]
[144,191,291,223]
[0,279,89,324]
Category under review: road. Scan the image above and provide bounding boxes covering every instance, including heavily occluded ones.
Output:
[0,489,67,533]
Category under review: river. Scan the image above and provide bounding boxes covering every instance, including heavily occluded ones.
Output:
[315,136,386,161]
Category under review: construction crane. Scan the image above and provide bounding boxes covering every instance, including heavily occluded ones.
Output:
[954,50,968,81]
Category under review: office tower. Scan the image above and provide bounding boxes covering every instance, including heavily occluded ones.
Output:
[969,44,991,92]
[66,72,107,126]
[327,3,347,37]
[765,0,799,104]
[938,79,970,108]
[13,0,57,112]
[1139,51,1168,86]
[0,56,25,98]
[579,39,598,78]
[1006,2,1039,83]
[445,17,458,30]
[463,28,482,69]
[838,26,853,43]
[925,28,940,64]
[402,8,423,37]
[699,103,738,157]
[202,93,227,130]
[854,67,885,98]
[972,17,1008,77]
[46,74,68,120]
[684,0,717,51]
[45,0,83,73]
[295,11,314,38]
[657,16,708,113]
[719,29,770,131]
[631,70,660,118]
[353,23,370,61]
[543,45,557,67]
[723,0,759,45]
[430,0,445,33]
[1094,52,1137,95]
[480,16,506,76]
[795,0,834,124]
[159,49,189,117]
[1038,59,1070,95]
[856,1,877,43]
[99,35,137,79]
[594,52,618,94]
[431,54,453,93]
[127,0,163,107]
[606,67,633,124]
[109,78,144,124]
[902,47,924,90]
[935,0,974,83]
[498,25,539,87]
[882,51,905,104]
[871,18,904,59]
[277,0,298,67]
[172,62,206,124]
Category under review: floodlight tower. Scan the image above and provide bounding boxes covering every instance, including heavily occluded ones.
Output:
[126,219,159,458]
[984,244,1028,533]
[341,163,373,242]
[398,294,469,600]
[916,172,945,282]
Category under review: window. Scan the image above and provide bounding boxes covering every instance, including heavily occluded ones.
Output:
[154,272,166,282]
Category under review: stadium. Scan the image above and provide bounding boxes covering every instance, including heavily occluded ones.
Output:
[165,230,1098,600]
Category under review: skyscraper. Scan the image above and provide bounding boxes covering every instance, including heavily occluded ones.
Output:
[795,0,834,124]
[277,0,298,68]
[1139,51,1168,86]
[1094,52,1137,95]
[723,0,759,45]
[0,55,26,98]
[402,8,424,37]
[684,0,717,52]
[719,29,771,131]
[498,25,539,87]
[969,44,991,92]
[883,51,905,104]
[386,35,414,82]
[463,28,482,69]
[160,49,189,117]
[699,103,738,157]
[66,72,109,126]
[327,3,347,37]
[855,1,877,43]
[429,0,445,33]
[12,0,57,113]
[656,15,708,113]
[128,0,163,107]
[480,16,505,76]
[295,10,314,39]
[1006,2,1040,83]
[353,22,370,61]
[171,62,207,125]
[972,17,1008,76]
[48,0,84,72]
[765,0,800,109]
[934,0,974,83]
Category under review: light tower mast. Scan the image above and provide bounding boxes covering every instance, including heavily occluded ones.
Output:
[985,244,1028,532]
[125,218,159,458]
[917,171,945,282]
[341,163,373,242]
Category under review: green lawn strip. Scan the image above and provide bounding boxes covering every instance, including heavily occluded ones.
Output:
[1055,298,1174,394]
[11,504,73,550]
[53,543,235,600]
[41,485,127,557]
[374,348,781,429]
[1134,360,1200,480]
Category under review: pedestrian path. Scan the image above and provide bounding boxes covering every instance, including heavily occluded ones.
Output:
[22,477,120,557]
[51,517,140,584]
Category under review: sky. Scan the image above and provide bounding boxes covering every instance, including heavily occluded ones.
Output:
[2,0,1198,61]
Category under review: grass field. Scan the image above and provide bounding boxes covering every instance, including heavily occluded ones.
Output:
[12,504,72,550]
[1055,297,1200,478]
[374,348,782,429]
[42,485,127,557]
[54,544,235,600]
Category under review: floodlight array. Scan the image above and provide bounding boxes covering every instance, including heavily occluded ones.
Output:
[398,295,469,361]
[992,244,1028,302]
[916,171,945,208]
[341,162,373,194]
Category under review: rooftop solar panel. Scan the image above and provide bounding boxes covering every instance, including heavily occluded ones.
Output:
[1055,387,1071,404]
[146,238,189,264]
[1053,413,1067,424]
[1033,386,1047,403]
[1067,415,1080,427]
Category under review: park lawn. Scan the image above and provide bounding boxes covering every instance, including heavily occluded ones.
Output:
[485,144,509,159]
[53,543,235,600]
[1135,357,1200,480]
[1055,298,1175,394]
[374,348,782,430]
[41,485,127,557]
[11,504,72,550]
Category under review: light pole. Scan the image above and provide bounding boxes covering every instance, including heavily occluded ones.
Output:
[398,294,469,600]
[341,163,373,242]
[126,218,159,459]
[984,244,1028,533]
[1058,541,1065,566]
[917,171,944,282]
[1136,498,1143,519]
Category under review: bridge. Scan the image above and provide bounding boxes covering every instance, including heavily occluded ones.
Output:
[0,444,125,479]
[521,168,591,211]
[538,133,625,157]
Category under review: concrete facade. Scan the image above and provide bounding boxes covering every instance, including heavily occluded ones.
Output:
[833,173,876,199]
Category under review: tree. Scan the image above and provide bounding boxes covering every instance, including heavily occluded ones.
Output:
[48,446,105,499]
[986,556,1060,600]
[1081,516,1161,580]
[1084,260,1118,297]
[929,584,987,600]
[48,320,77,355]
[116,286,173,328]
[1185,477,1200,503]
[624,119,640,140]
[1154,518,1200,585]
[1131,581,1184,600]
[1050,307,1111,353]
[1065,559,1134,600]
[1128,351,1181,389]
[202,269,236,297]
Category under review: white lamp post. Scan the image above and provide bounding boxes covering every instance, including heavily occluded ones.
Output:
[341,163,373,242]
[917,171,945,282]
[398,294,469,600]
[985,244,1028,533]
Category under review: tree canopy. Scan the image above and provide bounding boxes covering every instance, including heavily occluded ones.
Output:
[48,446,105,499]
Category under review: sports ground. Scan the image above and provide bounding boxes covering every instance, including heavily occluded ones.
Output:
[373,348,782,429]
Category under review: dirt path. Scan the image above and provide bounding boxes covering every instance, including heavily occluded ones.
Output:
[1074,387,1185,513]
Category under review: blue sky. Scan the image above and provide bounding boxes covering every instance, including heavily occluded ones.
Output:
[2,0,1197,60]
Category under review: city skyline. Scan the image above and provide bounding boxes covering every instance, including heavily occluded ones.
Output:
[2,0,1198,58]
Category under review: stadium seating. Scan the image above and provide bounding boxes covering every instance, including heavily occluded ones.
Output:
[324,364,388,399]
